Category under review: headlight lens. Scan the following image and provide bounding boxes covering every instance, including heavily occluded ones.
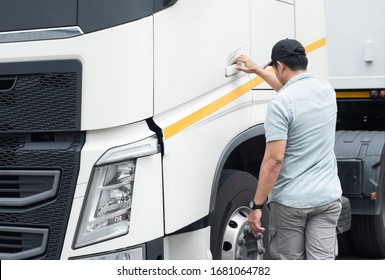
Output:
[75,136,159,248]
[95,161,135,218]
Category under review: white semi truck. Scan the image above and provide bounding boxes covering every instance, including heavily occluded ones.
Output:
[0,0,382,260]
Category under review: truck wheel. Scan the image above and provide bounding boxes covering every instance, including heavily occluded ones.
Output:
[337,231,357,257]
[210,169,269,260]
[351,183,385,258]
[336,196,354,256]
[337,196,352,234]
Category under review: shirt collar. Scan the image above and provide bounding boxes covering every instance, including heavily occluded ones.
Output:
[279,73,313,93]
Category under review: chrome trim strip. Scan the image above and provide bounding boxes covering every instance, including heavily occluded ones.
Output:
[0,26,84,43]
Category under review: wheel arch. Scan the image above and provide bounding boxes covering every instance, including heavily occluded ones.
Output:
[209,125,266,213]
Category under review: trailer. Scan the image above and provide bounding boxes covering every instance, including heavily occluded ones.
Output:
[324,0,385,257]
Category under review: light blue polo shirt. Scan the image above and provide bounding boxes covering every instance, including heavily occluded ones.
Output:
[264,73,342,208]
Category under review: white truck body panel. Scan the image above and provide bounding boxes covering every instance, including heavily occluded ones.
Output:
[295,0,329,81]
[154,0,250,116]
[0,17,154,130]
[324,0,385,89]
[250,0,295,89]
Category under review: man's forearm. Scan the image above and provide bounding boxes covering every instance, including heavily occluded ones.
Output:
[234,55,283,91]
[253,157,282,205]
[254,68,283,92]
[253,140,286,205]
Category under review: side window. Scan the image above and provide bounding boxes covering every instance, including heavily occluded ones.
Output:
[78,0,178,33]
[0,1,77,32]
[154,0,178,12]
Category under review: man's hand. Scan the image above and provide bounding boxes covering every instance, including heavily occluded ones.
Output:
[248,209,265,235]
[233,55,261,74]
[234,55,283,91]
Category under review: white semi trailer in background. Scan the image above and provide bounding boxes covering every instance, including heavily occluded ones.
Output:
[0,0,382,260]
[324,0,385,258]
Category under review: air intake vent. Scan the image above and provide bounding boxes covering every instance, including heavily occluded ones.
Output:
[0,226,49,259]
[0,60,82,133]
[0,170,60,207]
[0,132,85,259]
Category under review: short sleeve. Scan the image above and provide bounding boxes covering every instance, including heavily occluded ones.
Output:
[264,98,290,142]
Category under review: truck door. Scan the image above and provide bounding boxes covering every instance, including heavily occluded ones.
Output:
[153,0,252,237]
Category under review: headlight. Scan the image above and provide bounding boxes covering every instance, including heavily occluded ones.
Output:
[75,136,159,248]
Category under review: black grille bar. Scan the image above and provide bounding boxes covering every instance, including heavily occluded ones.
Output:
[0,226,49,259]
[0,170,60,207]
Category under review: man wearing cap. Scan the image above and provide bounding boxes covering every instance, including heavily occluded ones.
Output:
[234,39,342,260]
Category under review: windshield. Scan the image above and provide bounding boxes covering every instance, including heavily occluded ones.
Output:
[0,0,178,34]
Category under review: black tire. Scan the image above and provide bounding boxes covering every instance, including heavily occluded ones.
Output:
[351,212,385,258]
[351,182,385,258]
[337,196,351,234]
[210,169,270,260]
[336,196,354,257]
[337,231,357,257]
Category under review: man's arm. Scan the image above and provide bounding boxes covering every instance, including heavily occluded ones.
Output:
[234,55,283,92]
[248,139,286,234]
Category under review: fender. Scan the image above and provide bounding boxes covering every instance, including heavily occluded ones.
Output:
[210,124,265,212]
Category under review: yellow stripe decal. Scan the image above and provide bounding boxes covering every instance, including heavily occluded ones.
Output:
[164,38,326,139]
[304,38,326,54]
[336,91,370,99]
[164,82,251,139]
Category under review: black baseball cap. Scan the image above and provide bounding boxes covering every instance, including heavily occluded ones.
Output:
[266,38,306,67]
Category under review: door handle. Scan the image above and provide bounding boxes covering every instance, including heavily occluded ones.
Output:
[225,46,246,77]
[225,64,239,77]
[225,63,243,77]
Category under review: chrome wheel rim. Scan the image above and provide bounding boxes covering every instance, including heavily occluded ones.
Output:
[221,206,264,260]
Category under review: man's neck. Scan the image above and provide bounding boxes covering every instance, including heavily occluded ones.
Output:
[284,69,306,85]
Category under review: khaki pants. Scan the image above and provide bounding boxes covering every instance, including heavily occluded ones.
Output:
[268,199,342,260]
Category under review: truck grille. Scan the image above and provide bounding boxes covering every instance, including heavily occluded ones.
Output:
[0,59,84,259]
[0,132,84,259]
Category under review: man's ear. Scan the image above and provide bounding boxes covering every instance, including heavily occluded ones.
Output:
[275,61,283,73]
